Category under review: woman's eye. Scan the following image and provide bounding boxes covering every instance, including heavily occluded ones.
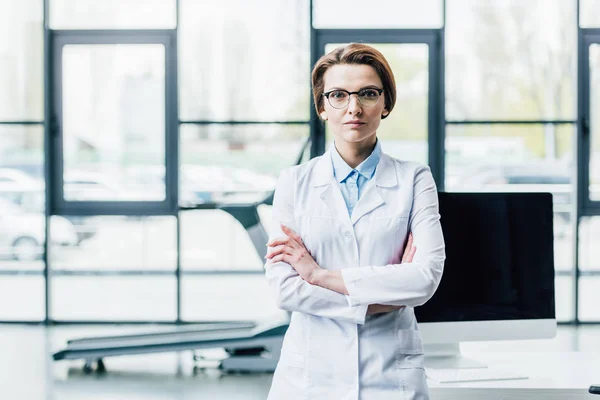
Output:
[360,90,378,98]
[331,91,347,99]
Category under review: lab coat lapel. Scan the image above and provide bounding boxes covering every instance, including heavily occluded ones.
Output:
[320,184,353,226]
[311,150,353,226]
[350,183,384,225]
[350,153,398,225]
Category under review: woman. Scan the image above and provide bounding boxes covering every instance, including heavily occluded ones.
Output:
[264,43,445,400]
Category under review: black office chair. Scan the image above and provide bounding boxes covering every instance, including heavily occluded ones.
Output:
[591,385,600,395]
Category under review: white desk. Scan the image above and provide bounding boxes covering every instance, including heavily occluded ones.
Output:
[428,351,599,399]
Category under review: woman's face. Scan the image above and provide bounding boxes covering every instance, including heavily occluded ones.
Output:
[320,63,388,146]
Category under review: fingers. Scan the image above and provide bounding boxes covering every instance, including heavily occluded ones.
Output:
[401,233,416,263]
[267,237,289,248]
[265,244,288,259]
[403,245,417,263]
[281,224,305,247]
[269,253,290,264]
[406,246,417,263]
[266,225,302,249]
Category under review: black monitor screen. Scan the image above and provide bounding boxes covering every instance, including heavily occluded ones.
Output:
[414,192,556,322]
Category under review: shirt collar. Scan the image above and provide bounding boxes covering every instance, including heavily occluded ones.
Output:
[330,139,381,183]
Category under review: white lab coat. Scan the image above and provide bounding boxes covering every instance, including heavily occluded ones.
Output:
[265,148,445,400]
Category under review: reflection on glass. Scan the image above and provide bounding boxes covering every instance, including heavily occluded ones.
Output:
[0,0,43,120]
[0,204,80,268]
[579,277,600,321]
[0,198,45,265]
[181,275,285,321]
[0,126,45,270]
[180,210,263,270]
[50,0,176,29]
[446,0,576,120]
[323,43,429,165]
[179,0,310,121]
[179,124,307,205]
[0,276,44,320]
[51,276,176,320]
[445,123,575,267]
[590,44,600,201]
[62,44,166,202]
[51,216,176,271]
[313,0,442,29]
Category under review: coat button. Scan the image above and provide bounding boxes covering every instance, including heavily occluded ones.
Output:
[344,231,352,239]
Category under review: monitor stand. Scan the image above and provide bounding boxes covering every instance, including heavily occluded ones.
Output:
[424,342,487,369]
[423,343,529,383]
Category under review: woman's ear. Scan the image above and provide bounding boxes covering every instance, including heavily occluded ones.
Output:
[382,109,389,118]
[320,111,328,121]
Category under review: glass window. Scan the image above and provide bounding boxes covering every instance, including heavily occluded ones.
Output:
[323,43,429,165]
[590,44,600,201]
[180,210,263,271]
[51,216,177,271]
[179,124,307,206]
[446,0,577,120]
[49,0,176,29]
[555,276,573,322]
[61,44,166,202]
[579,277,600,321]
[51,276,176,320]
[179,0,310,121]
[579,217,600,271]
[181,275,285,321]
[445,124,575,266]
[0,197,46,269]
[580,0,600,28]
[0,0,43,121]
[445,124,574,187]
[0,125,45,270]
[0,276,44,320]
[313,0,443,29]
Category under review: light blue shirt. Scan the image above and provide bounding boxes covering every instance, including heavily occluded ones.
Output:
[330,140,382,217]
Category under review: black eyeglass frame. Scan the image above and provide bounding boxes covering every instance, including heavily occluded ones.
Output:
[322,88,385,109]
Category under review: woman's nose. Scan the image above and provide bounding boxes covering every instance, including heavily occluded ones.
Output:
[347,94,362,115]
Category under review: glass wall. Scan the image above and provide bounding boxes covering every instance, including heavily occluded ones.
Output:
[0,0,45,321]
[179,0,309,122]
[177,0,310,323]
[580,0,600,28]
[0,0,43,121]
[445,0,578,323]
[446,0,576,121]
[313,0,443,29]
[0,0,598,324]
[49,0,176,29]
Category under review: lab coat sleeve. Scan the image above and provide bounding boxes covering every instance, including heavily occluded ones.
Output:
[264,168,369,324]
[341,165,446,307]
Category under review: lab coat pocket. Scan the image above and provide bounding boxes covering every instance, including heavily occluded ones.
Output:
[361,215,409,265]
[270,350,309,400]
[395,329,425,369]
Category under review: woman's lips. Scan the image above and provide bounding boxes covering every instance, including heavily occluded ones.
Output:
[344,121,365,128]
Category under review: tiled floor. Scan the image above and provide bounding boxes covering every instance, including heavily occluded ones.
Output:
[0,324,598,400]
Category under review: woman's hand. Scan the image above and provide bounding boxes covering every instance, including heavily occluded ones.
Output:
[265,224,323,284]
[367,233,416,315]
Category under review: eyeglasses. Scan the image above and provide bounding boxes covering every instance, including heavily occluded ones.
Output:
[322,88,384,109]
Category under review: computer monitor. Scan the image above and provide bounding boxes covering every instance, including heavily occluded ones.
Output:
[416,192,557,369]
